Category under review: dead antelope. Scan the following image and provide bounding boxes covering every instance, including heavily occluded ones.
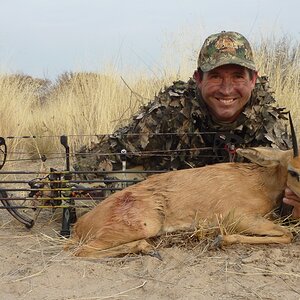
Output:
[67,126,300,259]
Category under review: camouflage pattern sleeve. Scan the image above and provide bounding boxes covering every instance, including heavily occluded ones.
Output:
[74,79,206,173]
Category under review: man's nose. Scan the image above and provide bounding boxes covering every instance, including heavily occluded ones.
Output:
[219,78,234,95]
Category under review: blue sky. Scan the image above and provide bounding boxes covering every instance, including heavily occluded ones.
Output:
[0,0,299,80]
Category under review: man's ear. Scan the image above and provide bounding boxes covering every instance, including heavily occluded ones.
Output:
[250,71,258,88]
[193,70,202,83]
[236,147,292,167]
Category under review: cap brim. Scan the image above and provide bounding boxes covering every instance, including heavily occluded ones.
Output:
[200,57,257,72]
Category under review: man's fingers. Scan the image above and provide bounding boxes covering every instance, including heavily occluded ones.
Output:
[283,197,298,206]
[283,197,300,219]
[284,188,300,202]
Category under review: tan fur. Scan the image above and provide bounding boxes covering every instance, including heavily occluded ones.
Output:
[66,147,300,258]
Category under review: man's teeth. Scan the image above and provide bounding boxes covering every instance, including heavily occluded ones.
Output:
[219,99,234,104]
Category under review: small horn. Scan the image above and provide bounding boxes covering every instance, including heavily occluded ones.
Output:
[289,112,299,157]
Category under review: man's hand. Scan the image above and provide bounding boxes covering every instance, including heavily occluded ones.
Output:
[283,188,300,219]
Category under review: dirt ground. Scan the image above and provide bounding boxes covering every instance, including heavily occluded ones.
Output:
[1,160,300,299]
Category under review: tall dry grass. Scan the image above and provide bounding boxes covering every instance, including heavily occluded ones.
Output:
[253,35,300,129]
[24,71,171,157]
[0,75,50,158]
[0,35,299,161]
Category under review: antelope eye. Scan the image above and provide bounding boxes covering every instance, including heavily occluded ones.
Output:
[288,170,300,181]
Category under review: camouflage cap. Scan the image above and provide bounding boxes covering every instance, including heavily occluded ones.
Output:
[197,31,257,72]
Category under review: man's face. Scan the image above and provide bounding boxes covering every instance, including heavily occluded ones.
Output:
[194,64,258,123]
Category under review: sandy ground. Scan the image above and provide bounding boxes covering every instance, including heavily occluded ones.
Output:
[1,160,300,299]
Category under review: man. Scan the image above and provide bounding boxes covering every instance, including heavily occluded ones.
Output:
[76,31,300,217]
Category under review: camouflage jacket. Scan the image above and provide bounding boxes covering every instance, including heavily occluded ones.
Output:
[75,76,291,173]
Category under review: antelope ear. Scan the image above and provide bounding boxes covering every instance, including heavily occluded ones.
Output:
[236,147,292,167]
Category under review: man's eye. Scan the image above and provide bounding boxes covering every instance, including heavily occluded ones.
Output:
[233,74,245,79]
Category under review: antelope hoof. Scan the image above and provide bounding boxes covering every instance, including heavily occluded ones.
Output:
[148,249,163,260]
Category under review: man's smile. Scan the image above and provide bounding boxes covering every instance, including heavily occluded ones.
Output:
[216,98,236,105]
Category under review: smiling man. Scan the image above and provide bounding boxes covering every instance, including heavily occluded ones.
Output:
[194,31,258,123]
[76,31,300,218]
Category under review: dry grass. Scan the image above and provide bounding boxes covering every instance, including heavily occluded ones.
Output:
[0,75,48,157]
[0,34,298,159]
[20,71,173,159]
[254,35,300,130]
